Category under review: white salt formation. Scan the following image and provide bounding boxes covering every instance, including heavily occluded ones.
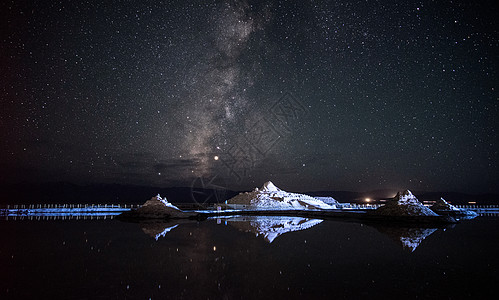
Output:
[132,194,195,218]
[430,197,477,218]
[227,181,336,210]
[140,194,180,211]
[430,197,461,211]
[313,196,339,205]
[374,190,438,217]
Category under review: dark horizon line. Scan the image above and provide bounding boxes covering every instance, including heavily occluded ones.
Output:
[1,180,497,197]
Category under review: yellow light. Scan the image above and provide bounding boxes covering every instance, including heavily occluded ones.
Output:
[365,198,371,202]
[214,156,219,161]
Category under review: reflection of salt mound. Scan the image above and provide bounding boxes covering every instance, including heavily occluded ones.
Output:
[227,181,335,210]
[373,224,438,252]
[141,223,179,241]
[430,198,460,211]
[374,190,438,217]
[399,227,437,252]
[227,216,323,243]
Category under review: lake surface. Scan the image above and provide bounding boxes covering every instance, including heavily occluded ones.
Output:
[1,215,498,299]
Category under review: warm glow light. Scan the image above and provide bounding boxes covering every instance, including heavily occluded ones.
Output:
[365,198,371,202]
[214,156,219,161]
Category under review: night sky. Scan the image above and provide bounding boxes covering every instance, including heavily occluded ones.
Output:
[1,0,497,193]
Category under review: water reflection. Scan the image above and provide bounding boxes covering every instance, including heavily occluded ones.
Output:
[140,220,194,240]
[225,216,323,243]
[142,223,179,240]
[137,216,324,243]
[367,223,450,252]
[136,216,448,251]
[2,217,497,299]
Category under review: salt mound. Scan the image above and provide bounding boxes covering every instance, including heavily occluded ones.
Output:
[140,194,180,211]
[314,196,339,205]
[133,194,191,218]
[260,181,281,192]
[430,197,477,218]
[430,198,460,212]
[374,190,438,217]
[227,181,335,210]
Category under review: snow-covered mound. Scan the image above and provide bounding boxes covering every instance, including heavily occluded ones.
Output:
[374,190,438,217]
[227,181,336,210]
[430,198,460,212]
[227,216,323,243]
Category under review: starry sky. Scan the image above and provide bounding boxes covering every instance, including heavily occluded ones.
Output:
[1,0,497,193]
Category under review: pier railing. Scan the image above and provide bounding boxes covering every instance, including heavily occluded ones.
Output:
[2,203,498,217]
[3,215,117,221]
[454,204,499,210]
[0,204,141,218]
[338,203,383,209]
[0,204,141,210]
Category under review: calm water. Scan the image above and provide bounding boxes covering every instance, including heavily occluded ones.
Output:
[1,216,498,299]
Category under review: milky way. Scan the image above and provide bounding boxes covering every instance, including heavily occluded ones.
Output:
[1,0,497,193]
[178,1,269,177]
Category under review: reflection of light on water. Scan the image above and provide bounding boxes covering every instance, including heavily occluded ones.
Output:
[226,216,323,243]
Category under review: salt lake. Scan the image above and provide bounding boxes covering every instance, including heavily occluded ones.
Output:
[1,215,498,299]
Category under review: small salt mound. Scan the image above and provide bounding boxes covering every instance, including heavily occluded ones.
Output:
[135,194,186,217]
[374,190,438,217]
[430,197,478,218]
[430,198,460,212]
[314,196,339,205]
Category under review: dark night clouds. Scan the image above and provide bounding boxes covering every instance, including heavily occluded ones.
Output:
[0,0,497,193]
